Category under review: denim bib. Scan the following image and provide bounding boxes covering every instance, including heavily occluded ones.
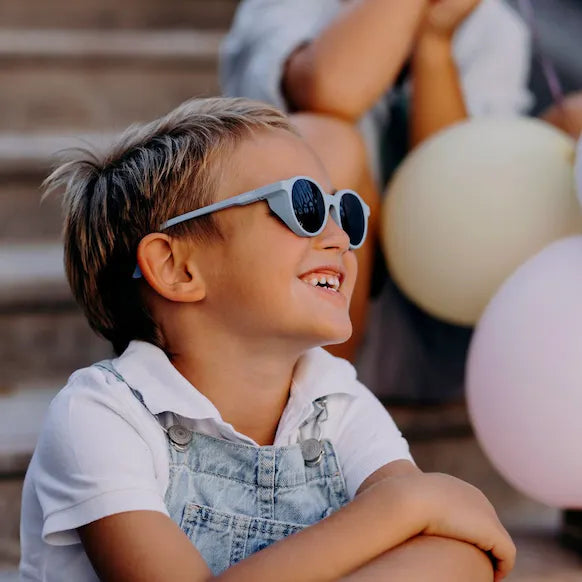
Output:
[96,362,350,575]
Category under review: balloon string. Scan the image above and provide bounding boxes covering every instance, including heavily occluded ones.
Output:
[517,0,565,107]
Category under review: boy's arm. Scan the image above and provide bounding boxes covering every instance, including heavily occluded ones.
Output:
[78,512,213,582]
[356,458,422,493]
[283,0,428,120]
[77,474,417,582]
[79,467,515,582]
[352,461,497,582]
[78,473,421,582]
[216,467,515,581]
[341,535,495,582]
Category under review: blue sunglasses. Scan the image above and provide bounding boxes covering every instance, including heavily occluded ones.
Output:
[133,176,370,278]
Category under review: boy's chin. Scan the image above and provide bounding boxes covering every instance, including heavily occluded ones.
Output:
[315,323,353,348]
[289,316,352,350]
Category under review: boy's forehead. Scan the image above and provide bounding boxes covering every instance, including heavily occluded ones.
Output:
[216,128,332,201]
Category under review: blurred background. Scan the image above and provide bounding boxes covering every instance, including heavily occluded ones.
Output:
[0,1,581,580]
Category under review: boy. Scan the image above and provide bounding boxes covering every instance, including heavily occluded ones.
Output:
[221,0,532,385]
[20,97,514,581]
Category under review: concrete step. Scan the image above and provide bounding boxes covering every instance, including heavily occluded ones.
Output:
[0,29,224,132]
[0,387,61,474]
[0,132,119,242]
[0,242,111,389]
[0,242,68,307]
[0,306,110,389]
[0,0,238,30]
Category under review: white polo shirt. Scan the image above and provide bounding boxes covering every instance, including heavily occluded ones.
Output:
[20,341,413,582]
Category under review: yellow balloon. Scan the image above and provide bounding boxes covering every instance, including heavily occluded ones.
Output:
[382,117,581,325]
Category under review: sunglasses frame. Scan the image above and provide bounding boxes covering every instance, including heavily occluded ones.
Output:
[133,176,369,278]
[163,175,370,247]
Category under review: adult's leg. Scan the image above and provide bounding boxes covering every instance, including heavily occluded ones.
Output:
[341,536,494,582]
[290,113,381,362]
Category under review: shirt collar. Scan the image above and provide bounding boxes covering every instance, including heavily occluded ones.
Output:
[113,341,221,421]
[112,340,360,423]
[290,346,360,403]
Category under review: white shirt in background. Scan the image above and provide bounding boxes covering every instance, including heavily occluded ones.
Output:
[221,0,533,180]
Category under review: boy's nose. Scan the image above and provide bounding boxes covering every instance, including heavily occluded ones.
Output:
[315,213,350,252]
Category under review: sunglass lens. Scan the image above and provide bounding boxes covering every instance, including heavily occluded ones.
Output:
[291,179,325,233]
[339,193,366,247]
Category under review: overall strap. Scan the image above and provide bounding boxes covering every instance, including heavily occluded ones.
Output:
[96,361,333,467]
[94,361,148,408]
[298,397,329,467]
[94,361,184,444]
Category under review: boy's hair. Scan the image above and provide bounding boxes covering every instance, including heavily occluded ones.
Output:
[45,97,296,355]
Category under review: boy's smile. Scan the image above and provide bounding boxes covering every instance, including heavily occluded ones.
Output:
[299,267,344,293]
[195,127,358,350]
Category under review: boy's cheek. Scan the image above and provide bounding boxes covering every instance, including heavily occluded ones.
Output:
[345,254,358,296]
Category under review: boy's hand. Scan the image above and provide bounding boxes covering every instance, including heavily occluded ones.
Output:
[421,0,482,38]
[404,472,516,580]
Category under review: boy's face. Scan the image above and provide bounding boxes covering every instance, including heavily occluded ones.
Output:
[196,127,357,350]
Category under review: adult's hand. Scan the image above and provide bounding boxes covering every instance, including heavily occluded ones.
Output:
[422,0,482,38]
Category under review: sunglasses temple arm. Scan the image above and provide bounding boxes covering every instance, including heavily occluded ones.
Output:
[160,190,267,230]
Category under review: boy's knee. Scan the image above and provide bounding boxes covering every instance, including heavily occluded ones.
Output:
[290,112,369,188]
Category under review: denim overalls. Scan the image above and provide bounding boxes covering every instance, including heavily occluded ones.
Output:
[98,362,350,575]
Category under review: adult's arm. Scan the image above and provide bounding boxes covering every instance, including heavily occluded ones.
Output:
[410,0,532,146]
[408,0,484,146]
[284,0,428,120]
[410,31,467,146]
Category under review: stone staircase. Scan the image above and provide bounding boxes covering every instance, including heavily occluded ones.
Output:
[0,0,237,30]
[0,29,222,133]
[1,1,581,580]
[0,0,235,392]
[0,1,236,576]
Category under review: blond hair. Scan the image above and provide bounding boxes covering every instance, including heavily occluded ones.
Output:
[45,97,296,354]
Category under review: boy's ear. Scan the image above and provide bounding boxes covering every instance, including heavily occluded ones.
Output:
[136,233,206,303]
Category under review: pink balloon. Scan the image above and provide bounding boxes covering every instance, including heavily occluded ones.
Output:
[467,236,582,508]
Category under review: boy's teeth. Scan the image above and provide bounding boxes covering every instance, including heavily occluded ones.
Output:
[305,274,340,291]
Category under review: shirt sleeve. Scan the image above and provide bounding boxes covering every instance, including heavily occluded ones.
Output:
[454,0,534,116]
[329,386,414,499]
[31,368,169,545]
[220,0,342,109]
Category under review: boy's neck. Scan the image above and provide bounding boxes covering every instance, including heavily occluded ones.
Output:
[169,336,301,446]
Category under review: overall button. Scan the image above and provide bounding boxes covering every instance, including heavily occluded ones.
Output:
[301,438,323,466]
[168,425,192,451]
